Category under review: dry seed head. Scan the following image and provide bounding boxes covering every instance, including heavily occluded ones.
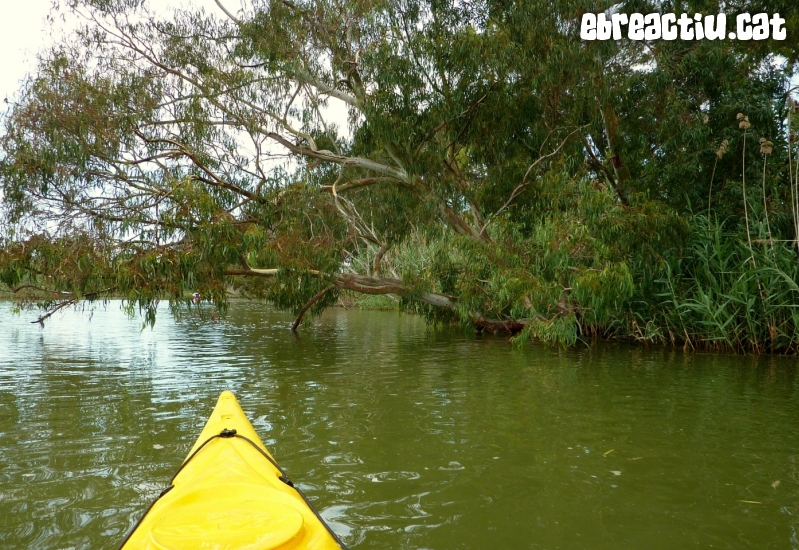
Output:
[739,119,751,130]
[715,139,728,159]
[737,113,745,120]
[738,114,750,130]
[759,138,774,155]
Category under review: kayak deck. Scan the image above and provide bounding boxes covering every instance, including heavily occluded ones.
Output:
[120,390,345,550]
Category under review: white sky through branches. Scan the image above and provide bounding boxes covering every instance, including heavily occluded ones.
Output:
[1,1,350,139]
[1,1,55,108]
[0,1,237,111]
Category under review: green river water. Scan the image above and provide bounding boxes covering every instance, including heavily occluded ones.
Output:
[1,300,798,549]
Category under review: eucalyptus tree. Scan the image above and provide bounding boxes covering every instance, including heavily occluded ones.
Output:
[1,0,797,348]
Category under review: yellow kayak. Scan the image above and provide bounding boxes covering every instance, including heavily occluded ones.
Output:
[119,390,346,550]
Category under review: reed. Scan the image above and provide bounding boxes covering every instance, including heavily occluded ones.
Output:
[641,214,799,354]
[631,108,799,353]
[707,139,728,217]
[759,137,774,257]
[737,114,755,266]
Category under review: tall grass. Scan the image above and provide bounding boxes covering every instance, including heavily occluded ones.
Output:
[639,215,799,353]
[636,109,799,354]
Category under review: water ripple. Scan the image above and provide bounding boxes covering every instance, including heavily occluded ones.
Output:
[1,302,799,549]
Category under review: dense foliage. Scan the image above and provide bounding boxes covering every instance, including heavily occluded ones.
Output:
[1,0,798,352]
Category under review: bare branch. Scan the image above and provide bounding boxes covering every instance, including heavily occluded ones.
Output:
[214,0,242,25]
[291,284,337,331]
[320,177,403,193]
[32,299,78,326]
[295,67,362,109]
[373,241,389,274]
[265,132,408,180]
[485,126,586,229]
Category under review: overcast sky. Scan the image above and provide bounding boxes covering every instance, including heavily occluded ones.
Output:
[5,3,788,135]
[0,0,228,107]
[1,1,55,105]
[0,1,350,137]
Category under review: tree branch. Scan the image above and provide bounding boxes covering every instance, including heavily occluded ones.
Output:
[484,126,585,230]
[583,136,629,206]
[320,177,403,193]
[27,286,117,326]
[291,284,337,331]
[213,0,242,25]
[32,298,78,327]
[373,241,389,274]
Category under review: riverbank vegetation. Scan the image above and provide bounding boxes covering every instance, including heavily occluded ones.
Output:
[2,0,799,352]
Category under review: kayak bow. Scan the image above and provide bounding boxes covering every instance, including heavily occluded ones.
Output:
[119,390,346,550]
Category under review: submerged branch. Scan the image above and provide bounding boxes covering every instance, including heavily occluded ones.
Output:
[224,267,545,331]
[25,286,117,326]
[32,298,78,326]
[291,284,337,331]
